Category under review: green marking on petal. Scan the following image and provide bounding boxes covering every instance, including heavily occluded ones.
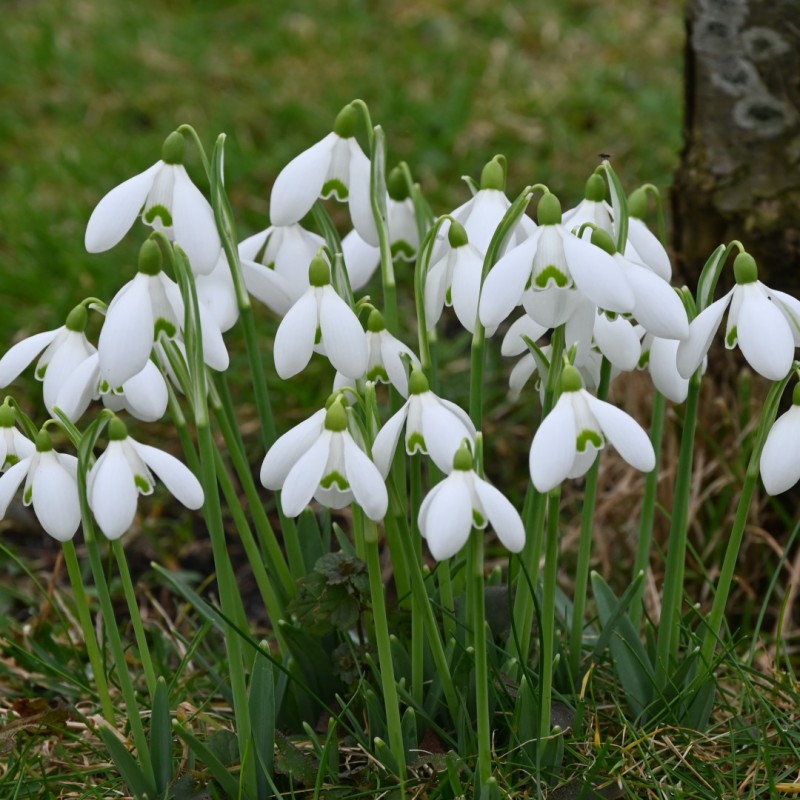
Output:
[144,204,173,227]
[3,454,19,468]
[638,350,651,369]
[726,325,738,347]
[445,286,453,306]
[35,365,47,380]
[535,266,569,288]
[154,318,177,340]
[24,485,32,504]
[576,429,603,452]
[99,380,110,393]
[407,431,426,455]
[391,240,416,259]
[134,474,152,493]
[472,509,486,528]
[322,179,348,201]
[314,326,322,346]
[367,365,389,383]
[321,470,349,490]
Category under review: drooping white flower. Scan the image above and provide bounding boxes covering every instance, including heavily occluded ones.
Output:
[87,417,203,540]
[639,333,692,404]
[562,174,615,237]
[529,365,655,492]
[371,369,477,476]
[624,187,672,282]
[85,132,220,275]
[0,405,35,471]
[0,305,96,416]
[260,398,387,521]
[196,251,239,333]
[677,252,798,381]
[479,193,635,332]
[273,255,367,380]
[425,220,485,334]
[333,309,420,397]
[0,429,80,541]
[270,104,378,246]
[760,385,800,495]
[418,442,525,560]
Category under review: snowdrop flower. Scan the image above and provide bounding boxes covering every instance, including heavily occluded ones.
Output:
[273,254,367,380]
[677,252,799,381]
[270,103,378,246]
[529,365,655,492]
[0,405,35,470]
[425,221,485,333]
[0,305,95,416]
[418,442,525,560]
[98,239,228,388]
[334,310,420,397]
[372,369,477,476]
[562,174,614,237]
[260,397,387,520]
[624,187,672,282]
[196,252,239,334]
[639,333,692,404]
[88,417,203,540]
[760,383,800,495]
[85,132,220,275]
[0,429,80,541]
[239,222,324,309]
[479,193,635,332]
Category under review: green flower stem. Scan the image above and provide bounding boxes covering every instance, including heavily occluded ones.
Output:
[568,358,611,680]
[469,325,487,429]
[61,540,115,724]
[212,447,288,654]
[698,373,791,671]
[111,540,157,698]
[83,524,155,786]
[655,372,701,688]
[364,519,407,781]
[410,455,425,708]
[539,488,562,747]
[437,556,457,642]
[371,126,398,337]
[630,390,666,629]
[468,528,492,788]
[208,382,296,597]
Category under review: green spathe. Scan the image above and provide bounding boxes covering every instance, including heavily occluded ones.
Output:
[733,251,758,284]
[793,382,800,406]
[538,193,562,225]
[138,239,163,276]
[161,131,185,165]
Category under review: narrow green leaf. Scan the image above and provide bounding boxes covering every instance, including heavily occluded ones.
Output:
[249,647,276,799]
[172,722,240,798]
[150,677,173,794]
[99,727,156,800]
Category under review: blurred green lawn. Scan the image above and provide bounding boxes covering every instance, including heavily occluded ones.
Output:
[0,0,682,344]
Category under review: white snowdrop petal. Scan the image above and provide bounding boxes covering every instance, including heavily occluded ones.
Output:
[260,409,327,489]
[270,134,335,226]
[760,407,800,495]
[563,234,635,314]
[626,218,671,281]
[85,163,161,252]
[623,262,688,340]
[43,333,96,415]
[770,288,800,346]
[55,353,100,422]
[676,291,732,379]
[197,304,230,372]
[737,284,794,380]
[424,256,450,330]
[0,328,61,387]
[501,315,548,357]
[479,236,539,330]
[567,447,598,479]
[380,335,417,398]
[348,145,379,246]
[530,396,577,492]
[422,399,475,473]
[473,478,525,553]
[238,229,270,262]
[585,393,655,472]
[196,255,239,333]
[241,259,296,316]
[31,453,80,541]
[342,433,387,521]
[119,361,169,422]
[89,448,139,540]
[0,458,31,515]
[648,337,689,403]
[460,191,509,255]
[319,288,368,379]
[523,285,581,329]
[593,313,641,372]
[281,432,332,516]
[451,247,484,333]
[274,291,318,379]
[172,166,221,275]
[509,354,537,399]
[372,405,409,478]
[342,230,381,292]
[133,441,204,509]
[422,477,473,561]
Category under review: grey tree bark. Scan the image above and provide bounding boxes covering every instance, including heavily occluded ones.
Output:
[672,0,800,293]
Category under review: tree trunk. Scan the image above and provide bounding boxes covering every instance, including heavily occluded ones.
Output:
[672,0,800,293]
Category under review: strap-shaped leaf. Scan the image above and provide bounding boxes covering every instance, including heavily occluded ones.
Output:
[150,677,173,794]
[98,726,156,800]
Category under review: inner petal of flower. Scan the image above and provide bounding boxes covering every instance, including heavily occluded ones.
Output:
[406,431,426,455]
[576,429,603,452]
[134,475,152,493]
[535,265,569,289]
[144,204,174,227]
[321,470,349,490]
[321,179,348,201]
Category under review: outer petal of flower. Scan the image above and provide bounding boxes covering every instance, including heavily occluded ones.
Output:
[342,433,387,520]
[585,393,655,471]
[132,441,204,509]
[380,334,418,398]
[342,230,380,291]
[117,361,169,422]
[422,476,473,560]
[172,166,221,275]
[770,288,800,346]
[372,405,408,478]
[451,247,484,333]
[479,236,539,330]
[281,432,331,516]
[593,313,641,371]
[31,453,80,541]
[85,163,161,252]
[319,287,368,379]
[737,284,794,380]
[241,260,295,316]
[530,395,577,492]
[676,291,732,379]
[55,353,100,421]
[348,145,380,246]
[270,134,335,226]
[43,332,96,415]
[424,256,450,329]
[0,328,61,387]
[197,254,239,332]
[562,234,634,313]
[422,400,475,473]
[501,315,548,357]
[89,447,139,539]
[197,303,230,372]
[760,406,800,495]
[509,354,537,399]
[99,275,155,387]
[274,291,318,379]
[622,261,688,340]
[626,218,672,281]
[0,458,31,515]
[473,478,525,553]
[260,409,326,489]
[648,336,689,403]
